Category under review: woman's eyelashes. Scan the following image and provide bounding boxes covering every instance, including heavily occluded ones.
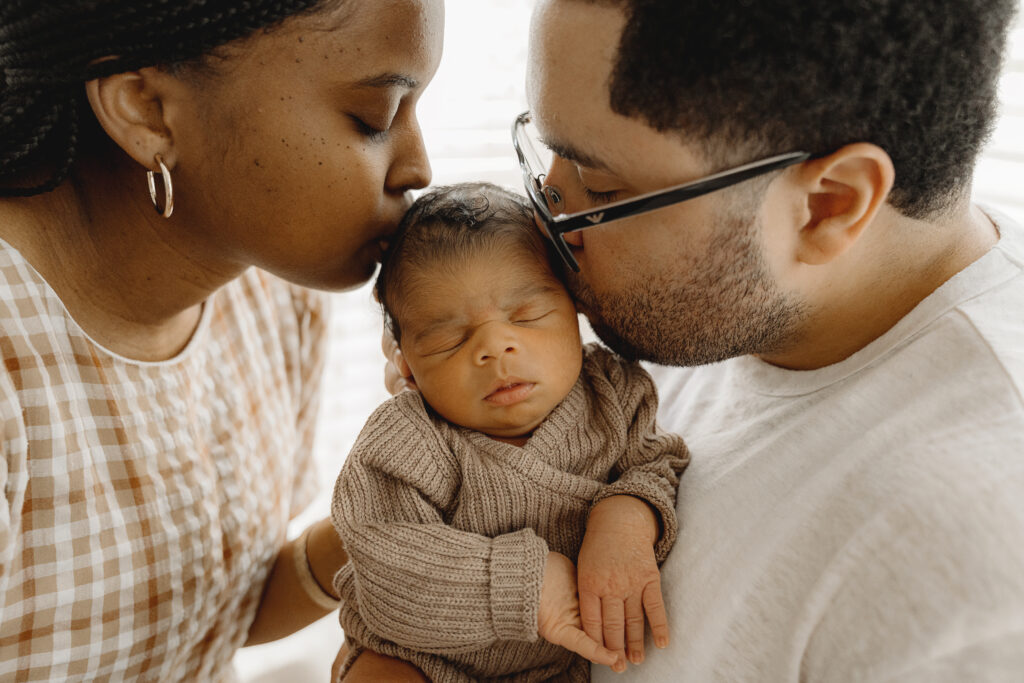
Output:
[350,116,389,142]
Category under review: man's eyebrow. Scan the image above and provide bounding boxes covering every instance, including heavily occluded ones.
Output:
[354,73,419,89]
[542,138,613,173]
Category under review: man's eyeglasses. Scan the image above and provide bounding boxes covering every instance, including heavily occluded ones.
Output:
[511,110,812,272]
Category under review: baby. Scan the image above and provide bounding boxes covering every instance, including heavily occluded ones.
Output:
[331,183,689,682]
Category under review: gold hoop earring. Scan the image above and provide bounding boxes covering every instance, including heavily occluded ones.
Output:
[147,154,174,218]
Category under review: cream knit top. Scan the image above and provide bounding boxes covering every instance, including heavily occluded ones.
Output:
[331,344,689,682]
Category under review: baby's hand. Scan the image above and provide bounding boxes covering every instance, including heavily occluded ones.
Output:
[538,552,622,670]
[577,496,668,670]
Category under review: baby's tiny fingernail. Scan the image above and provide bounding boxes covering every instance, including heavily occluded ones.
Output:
[629,651,643,664]
[655,637,669,649]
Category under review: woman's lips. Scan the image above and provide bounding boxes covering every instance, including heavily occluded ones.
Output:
[484,381,536,406]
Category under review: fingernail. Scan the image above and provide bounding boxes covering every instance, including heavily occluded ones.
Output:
[629,652,643,664]
[655,637,669,649]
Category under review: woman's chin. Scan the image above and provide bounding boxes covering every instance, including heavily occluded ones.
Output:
[266,252,379,292]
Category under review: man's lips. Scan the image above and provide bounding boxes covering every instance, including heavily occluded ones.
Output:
[484,379,536,406]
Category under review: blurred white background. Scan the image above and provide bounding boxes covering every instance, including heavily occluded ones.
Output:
[235,2,1024,680]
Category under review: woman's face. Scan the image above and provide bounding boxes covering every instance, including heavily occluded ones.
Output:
[169,0,443,290]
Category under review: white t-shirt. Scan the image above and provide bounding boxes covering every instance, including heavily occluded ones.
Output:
[596,207,1024,683]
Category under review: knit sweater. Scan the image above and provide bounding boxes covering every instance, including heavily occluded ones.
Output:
[331,344,689,682]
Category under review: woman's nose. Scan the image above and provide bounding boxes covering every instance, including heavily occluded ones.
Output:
[386,116,432,193]
[472,323,520,364]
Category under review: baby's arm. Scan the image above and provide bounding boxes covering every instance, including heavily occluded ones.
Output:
[332,395,617,669]
[576,351,690,669]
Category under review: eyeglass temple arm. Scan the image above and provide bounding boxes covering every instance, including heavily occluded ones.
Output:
[549,152,811,234]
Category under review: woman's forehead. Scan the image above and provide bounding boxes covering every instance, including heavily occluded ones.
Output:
[220,0,443,89]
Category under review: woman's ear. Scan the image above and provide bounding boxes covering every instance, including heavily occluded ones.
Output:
[84,66,183,172]
[793,143,895,265]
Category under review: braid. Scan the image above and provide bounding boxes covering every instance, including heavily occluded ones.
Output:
[0,0,333,197]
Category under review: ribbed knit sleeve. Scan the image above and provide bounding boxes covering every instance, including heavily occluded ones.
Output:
[585,346,690,563]
[331,392,548,655]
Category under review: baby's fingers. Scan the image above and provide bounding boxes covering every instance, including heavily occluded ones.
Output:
[579,591,604,649]
[552,624,620,668]
[643,579,670,649]
[625,594,646,664]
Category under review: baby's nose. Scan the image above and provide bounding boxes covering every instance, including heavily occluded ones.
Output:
[473,324,520,363]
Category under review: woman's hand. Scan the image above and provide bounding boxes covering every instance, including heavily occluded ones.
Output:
[576,496,669,669]
[538,551,622,670]
[382,329,417,394]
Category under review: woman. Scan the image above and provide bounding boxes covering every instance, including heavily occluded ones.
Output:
[0,1,441,679]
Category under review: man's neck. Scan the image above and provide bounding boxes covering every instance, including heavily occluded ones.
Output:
[0,160,245,362]
[758,203,999,371]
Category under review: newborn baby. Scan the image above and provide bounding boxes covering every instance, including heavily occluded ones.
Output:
[331,183,689,682]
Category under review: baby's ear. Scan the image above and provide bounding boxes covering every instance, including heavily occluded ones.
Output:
[396,350,412,379]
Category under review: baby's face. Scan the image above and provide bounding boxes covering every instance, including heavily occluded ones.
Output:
[398,245,583,441]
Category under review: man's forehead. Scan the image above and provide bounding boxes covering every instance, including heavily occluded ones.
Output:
[527,0,623,124]
[527,0,712,184]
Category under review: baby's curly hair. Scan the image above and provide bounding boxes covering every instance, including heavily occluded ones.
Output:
[586,0,1017,218]
[375,183,551,345]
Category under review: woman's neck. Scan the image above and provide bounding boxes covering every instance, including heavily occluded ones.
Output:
[0,162,245,361]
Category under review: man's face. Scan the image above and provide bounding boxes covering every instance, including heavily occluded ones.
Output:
[526,0,806,366]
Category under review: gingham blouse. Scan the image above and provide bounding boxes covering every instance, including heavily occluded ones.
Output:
[0,238,327,681]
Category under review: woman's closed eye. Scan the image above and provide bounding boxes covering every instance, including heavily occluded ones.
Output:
[350,115,390,142]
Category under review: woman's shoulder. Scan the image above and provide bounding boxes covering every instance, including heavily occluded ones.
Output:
[0,235,62,324]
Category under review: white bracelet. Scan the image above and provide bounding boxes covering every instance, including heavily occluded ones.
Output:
[293,525,342,611]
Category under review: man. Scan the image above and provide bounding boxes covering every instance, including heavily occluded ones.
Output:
[522,0,1024,681]
[349,0,1023,679]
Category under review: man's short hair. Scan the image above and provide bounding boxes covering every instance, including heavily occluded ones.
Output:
[586,0,1017,217]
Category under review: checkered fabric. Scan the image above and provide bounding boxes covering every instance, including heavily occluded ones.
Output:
[0,238,327,681]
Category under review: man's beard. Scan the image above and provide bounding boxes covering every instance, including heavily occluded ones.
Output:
[566,209,807,367]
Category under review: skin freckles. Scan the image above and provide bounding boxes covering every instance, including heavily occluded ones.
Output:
[167,0,444,291]
[0,0,444,362]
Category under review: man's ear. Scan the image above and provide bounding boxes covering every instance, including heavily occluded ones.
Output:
[83,66,183,172]
[793,143,895,265]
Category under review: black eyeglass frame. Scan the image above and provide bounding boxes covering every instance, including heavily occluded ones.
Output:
[512,110,813,272]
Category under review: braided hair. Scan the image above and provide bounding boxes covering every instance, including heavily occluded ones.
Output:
[0,0,339,197]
